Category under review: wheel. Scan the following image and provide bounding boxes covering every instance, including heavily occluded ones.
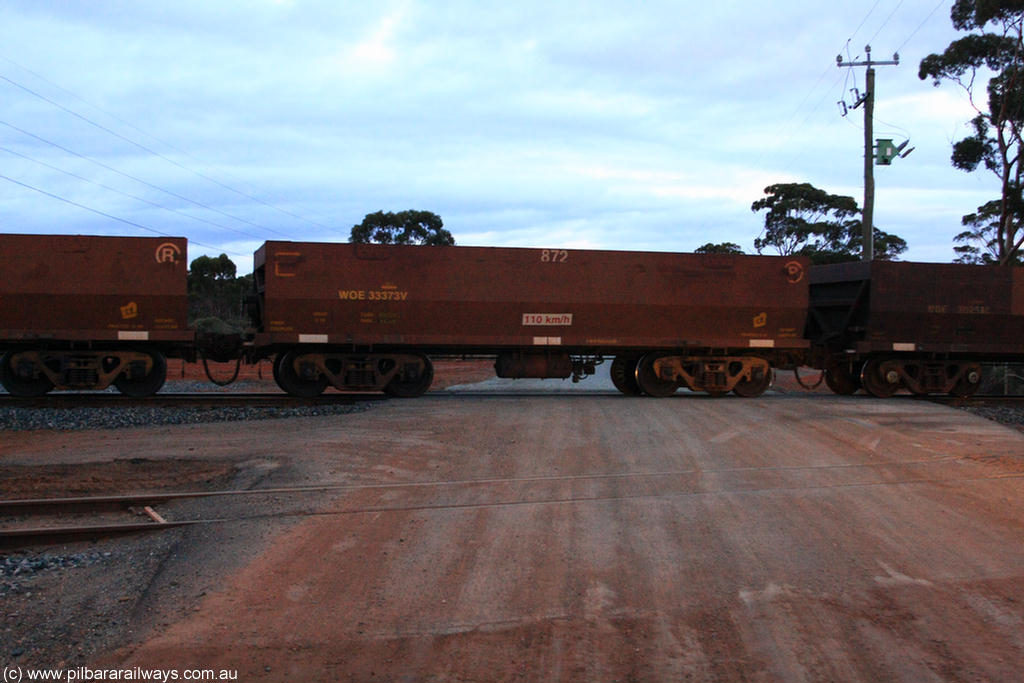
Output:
[824,364,861,395]
[272,353,284,388]
[860,358,899,398]
[274,350,328,397]
[733,366,773,398]
[114,352,167,397]
[949,365,982,398]
[0,352,54,397]
[385,355,434,398]
[610,355,642,396]
[635,353,678,398]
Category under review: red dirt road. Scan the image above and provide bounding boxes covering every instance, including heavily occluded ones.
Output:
[46,392,1024,680]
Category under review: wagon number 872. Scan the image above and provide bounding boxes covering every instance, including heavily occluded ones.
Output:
[541,249,568,263]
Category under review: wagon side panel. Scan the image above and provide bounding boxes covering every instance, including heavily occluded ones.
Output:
[0,234,190,344]
[256,242,808,353]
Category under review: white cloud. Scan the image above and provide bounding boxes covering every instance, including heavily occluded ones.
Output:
[881,89,978,128]
[338,8,405,72]
[566,162,799,206]
[0,1,993,263]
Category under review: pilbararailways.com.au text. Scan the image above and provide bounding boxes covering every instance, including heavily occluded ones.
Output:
[4,667,238,682]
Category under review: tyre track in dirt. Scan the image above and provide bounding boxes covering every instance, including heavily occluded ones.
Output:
[86,389,1024,682]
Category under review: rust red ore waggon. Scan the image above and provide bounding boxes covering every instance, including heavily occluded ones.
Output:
[250,242,810,397]
[6,233,1023,400]
[0,234,190,396]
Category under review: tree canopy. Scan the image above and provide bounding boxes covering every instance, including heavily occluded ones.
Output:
[349,210,455,246]
[694,242,744,255]
[187,254,250,327]
[956,198,1024,263]
[188,253,236,282]
[751,182,907,264]
[919,0,1024,264]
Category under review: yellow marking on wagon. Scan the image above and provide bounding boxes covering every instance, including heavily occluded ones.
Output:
[274,252,302,277]
[339,289,409,301]
[120,301,139,319]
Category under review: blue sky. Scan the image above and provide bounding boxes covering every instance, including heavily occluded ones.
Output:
[0,1,994,268]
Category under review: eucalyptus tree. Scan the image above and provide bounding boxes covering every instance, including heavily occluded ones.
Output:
[751,182,906,264]
[350,210,454,246]
[919,0,1024,264]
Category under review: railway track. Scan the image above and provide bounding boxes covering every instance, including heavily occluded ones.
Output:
[3,387,1021,407]
[0,391,385,408]
[0,486,333,548]
[8,453,1024,548]
[924,394,1024,405]
[1,492,199,548]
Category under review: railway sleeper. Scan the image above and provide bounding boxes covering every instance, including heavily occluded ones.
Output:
[0,349,166,396]
[646,355,773,397]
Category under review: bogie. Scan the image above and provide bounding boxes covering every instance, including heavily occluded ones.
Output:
[0,349,168,397]
[638,354,773,397]
[852,357,984,398]
[273,350,435,397]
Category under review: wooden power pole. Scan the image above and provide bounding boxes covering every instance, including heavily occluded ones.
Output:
[837,46,899,261]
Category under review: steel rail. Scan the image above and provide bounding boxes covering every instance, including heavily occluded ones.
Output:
[0,392,385,408]
[6,452,1023,547]
[9,466,1024,548]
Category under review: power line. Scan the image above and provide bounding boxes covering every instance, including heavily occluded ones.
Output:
[896,0,947,55]
[0,172,246,256]
[0,118,291,238]
[0,144,266,242]
[754,3,897,176]
[0,69,337,234]
[0,53,336,231]
[849,0,883,44]
[867,0,906,48]
[750,60,844,174]
[760,1,939,189]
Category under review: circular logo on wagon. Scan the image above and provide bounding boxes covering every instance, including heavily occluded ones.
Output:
[784,261,805,284]
[155,242,182,264]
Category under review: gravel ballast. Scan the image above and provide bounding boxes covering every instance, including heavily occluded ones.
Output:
[0,381,371,431]
[0,402,370,431]
[3,382,1023,432]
